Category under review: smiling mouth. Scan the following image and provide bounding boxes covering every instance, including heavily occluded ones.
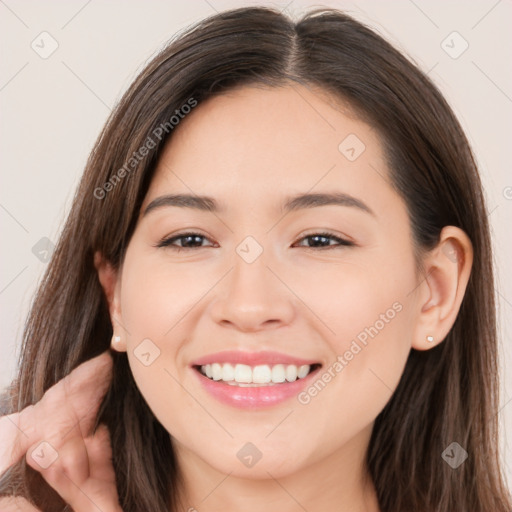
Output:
[193,363,322,387]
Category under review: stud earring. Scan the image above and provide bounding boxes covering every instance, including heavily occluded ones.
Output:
[426,335,434,343]
[112,335,121,344]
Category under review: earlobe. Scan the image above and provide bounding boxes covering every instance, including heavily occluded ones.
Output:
[94,251,127,352]
[111,333,126,352]
[411,226,473,351]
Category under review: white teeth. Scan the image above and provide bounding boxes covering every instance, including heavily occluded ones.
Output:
[271,364,286,383]
[222,363,235,381]
[297,365,310,379]
[253,365,272,383]
[211,363,222,381]
[234,364,252,383]
[285,364,297,382]
[199,363,314,385]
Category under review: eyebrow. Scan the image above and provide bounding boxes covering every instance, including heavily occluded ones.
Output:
[142,192,375,217]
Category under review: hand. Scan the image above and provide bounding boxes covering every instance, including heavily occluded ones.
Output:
[0,351,122,512]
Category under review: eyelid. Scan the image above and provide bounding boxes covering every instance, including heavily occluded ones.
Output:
[295,229,355,245]
[154,230,215,249]
[155,229,355,250]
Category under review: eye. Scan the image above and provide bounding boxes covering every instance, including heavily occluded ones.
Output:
[156,232,215,250]
[293,231,354,250]
[156,230,353,251]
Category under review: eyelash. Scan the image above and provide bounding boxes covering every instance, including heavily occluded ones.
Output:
[156,231,354,251]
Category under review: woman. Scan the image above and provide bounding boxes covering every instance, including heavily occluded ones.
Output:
[1,6,510,512]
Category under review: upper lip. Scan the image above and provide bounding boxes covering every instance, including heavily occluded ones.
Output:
[190,350,321,367]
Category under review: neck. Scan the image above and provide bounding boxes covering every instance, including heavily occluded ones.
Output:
[173,424,380,512]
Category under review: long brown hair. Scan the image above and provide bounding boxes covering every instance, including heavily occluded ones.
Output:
[1,6,510,511]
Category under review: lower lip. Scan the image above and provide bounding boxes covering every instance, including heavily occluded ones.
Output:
[192,366,321,409]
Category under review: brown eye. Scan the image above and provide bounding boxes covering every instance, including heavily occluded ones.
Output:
[294,232,354,249]
[157,232,214,250]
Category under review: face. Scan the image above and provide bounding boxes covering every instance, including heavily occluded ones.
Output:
[112,84,423,480]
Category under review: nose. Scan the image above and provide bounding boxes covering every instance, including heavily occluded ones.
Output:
[209,251,295,332]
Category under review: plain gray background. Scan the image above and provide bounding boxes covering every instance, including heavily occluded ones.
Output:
[1,0,511,489]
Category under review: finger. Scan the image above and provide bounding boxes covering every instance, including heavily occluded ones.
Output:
[25,430,96,509]
[2,351,113,474]
[0,406,35,474]
[43,350,114,437]
[20,351,113,447]
[26,429,90,490]
[83,425,116,482]
[27,426,120,512]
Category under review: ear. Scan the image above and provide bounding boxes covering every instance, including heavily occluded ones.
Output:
[411,226,473,351]
[94,251,127,352]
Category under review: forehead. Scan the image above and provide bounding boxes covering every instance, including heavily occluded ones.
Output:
[143,84,397,216]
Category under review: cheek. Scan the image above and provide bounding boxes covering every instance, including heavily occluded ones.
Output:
[117,249,213,431]
[296,257,417,432]
[120,251,211,343]
[294,255,415,352]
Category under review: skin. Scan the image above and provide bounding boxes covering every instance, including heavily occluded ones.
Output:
[90,84,473,512]
[0,352,121,512]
